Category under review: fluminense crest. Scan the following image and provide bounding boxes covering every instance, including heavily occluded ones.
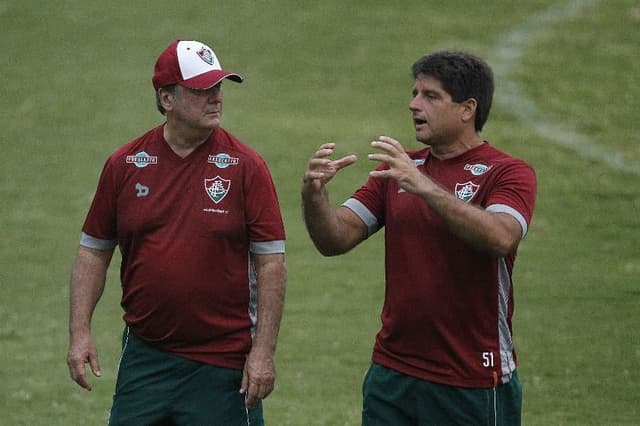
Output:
[197,47,214,65]
[204,176,231,204]
[455,181,480,203]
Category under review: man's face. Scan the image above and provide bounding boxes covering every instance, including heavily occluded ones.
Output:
[409,75,466,145]
[170,83,224,130]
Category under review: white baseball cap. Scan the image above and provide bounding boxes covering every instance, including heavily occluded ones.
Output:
[152,40,243,90]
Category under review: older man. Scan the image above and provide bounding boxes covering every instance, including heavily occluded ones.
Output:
[67,40,286,426]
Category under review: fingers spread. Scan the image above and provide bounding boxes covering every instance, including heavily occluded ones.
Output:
[330,155,357,170]
[371,135,403,154]
[313,142,336,159]
[377,135,401,147]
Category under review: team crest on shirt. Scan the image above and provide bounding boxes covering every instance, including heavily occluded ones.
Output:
[208,153,239,169]
[204,176,231,204]
[126,151,158,168]
[455,181,480,202]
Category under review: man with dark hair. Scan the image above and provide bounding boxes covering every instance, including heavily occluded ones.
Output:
[411,51,494,132]
[302,51,536,425]
[67,40,286,425]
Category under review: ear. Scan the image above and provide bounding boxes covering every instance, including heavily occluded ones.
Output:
[460,98,478,125]
[158,87,176,112]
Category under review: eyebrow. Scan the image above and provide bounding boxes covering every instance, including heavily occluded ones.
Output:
[412,87,441,97]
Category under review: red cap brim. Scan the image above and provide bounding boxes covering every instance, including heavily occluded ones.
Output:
[180,70,244,89]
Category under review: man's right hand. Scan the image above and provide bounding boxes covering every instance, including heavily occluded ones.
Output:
[302,142,357,192]
[67,332,101,391]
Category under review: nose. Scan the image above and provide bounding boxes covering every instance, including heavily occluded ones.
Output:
[409,96,419,111]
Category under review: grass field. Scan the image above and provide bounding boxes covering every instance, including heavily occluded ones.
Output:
[1,0,639,425]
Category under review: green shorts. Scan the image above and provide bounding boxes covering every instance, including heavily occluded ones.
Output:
[108,328,263,426]
[362,363,522,426]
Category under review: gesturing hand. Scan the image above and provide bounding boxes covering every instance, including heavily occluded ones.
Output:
[368,136,431,195]
[302,143,357,191]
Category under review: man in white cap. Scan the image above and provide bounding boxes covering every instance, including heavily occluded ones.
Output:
[66,40,287,425]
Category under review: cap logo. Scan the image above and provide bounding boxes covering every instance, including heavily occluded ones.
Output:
[197,47,215,65]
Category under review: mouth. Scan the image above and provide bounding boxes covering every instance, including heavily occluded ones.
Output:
[413,117,427,127]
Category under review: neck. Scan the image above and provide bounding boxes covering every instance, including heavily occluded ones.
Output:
[163,123,214,158]
[429,132,483,160]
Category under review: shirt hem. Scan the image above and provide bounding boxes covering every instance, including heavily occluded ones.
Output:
[372,353,514,389]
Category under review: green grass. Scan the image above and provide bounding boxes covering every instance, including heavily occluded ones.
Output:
[1,0,639,425]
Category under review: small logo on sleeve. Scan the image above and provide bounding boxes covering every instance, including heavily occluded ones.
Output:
[126,151,158,168]
[455,181,480,202]
[208,153,240,169]
[204,176,231,204]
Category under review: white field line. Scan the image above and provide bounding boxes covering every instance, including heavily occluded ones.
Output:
[490,0,639,175]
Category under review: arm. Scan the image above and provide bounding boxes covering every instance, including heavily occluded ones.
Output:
[413,185,521,256]
[66,245,114,391]
[301,143,367,256]
[241,252,286,408]
[369,136,522,257]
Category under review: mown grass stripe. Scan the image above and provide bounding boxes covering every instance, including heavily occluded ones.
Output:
[491,0,640,175]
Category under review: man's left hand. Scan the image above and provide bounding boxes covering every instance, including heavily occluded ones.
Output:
[240,347,276,408]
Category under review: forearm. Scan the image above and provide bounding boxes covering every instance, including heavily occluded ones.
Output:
[67,245,113,390]
[418,181,520,257]
[367,136,523,257]
[69,246,113,336]
[302,185,339,254]
[252,254,287,354]
[301,184,364,256]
